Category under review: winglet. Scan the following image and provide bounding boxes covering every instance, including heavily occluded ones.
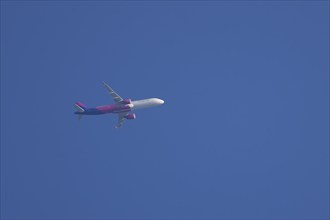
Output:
[102,81,111,90]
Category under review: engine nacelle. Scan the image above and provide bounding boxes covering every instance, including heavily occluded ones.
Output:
[124,113,136,120]
[121,98,132,105]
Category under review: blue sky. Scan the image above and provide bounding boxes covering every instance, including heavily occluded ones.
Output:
[1,1,329,219]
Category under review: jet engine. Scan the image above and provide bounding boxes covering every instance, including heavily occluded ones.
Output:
[124,113,136,120]
[121,98,132,104]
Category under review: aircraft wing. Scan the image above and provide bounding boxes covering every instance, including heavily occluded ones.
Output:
[115,113,126,128]
[103,82,123,103]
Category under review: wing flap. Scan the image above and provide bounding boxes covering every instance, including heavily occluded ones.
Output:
[115,113,126,128]
[103,82,123,103]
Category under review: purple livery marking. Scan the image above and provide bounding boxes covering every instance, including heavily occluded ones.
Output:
[74,82,164,127]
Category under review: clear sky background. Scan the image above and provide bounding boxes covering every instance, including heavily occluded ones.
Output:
[1,1,329,219]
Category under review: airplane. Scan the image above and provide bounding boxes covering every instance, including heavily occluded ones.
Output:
[74,82,164,128]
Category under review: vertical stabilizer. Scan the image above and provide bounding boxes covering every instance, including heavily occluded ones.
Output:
[74,102,87,112]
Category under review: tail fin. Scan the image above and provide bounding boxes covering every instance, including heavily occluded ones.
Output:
[74,102,87,112]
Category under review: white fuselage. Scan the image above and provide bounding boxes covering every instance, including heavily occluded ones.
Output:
[132,98,164,110]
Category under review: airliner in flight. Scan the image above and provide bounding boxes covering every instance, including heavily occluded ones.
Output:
[74,82,164,128]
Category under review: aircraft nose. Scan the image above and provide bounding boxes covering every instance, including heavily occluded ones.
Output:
[156,98,164,105]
